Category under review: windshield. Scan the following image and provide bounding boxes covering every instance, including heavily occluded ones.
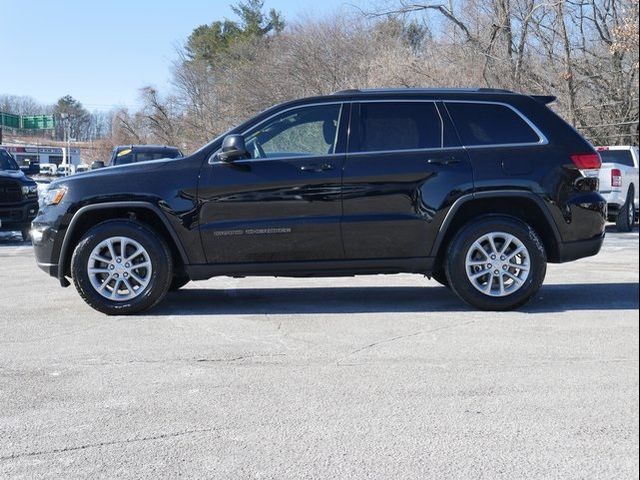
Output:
[0,150,19,171]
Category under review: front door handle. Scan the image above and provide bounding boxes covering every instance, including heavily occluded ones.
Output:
[300,163,334,172]
[427,157,461,166]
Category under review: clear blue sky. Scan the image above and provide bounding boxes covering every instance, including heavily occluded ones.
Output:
[2,0,362,111]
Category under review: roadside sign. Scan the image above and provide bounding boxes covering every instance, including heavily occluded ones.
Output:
[0,111,55,130]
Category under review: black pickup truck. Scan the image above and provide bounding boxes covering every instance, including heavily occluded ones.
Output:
[0,148,39,241]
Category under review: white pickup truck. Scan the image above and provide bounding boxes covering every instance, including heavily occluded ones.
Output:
[596,146,639,232]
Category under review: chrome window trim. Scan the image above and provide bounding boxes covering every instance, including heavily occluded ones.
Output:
[209,98,549,164]
[209,102,345,164]
[345,146,464,158]
[443,100,549,148]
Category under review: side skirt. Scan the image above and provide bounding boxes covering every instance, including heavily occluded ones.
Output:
[185,257,435,280]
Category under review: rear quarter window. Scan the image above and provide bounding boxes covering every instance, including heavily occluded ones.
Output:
[446,102,542,146]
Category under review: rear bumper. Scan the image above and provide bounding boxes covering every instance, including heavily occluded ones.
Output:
[556,233,605,263]
[600,190,626,208]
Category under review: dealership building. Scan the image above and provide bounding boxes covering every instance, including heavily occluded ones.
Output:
[0,144,82,167]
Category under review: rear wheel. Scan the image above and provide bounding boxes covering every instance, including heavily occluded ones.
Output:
[445,216,547,311]
[71,220,173,315]
[616,187,635,233]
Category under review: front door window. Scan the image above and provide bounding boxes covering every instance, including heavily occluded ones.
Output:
[244,104,342,160]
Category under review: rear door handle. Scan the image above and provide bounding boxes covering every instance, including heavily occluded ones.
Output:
[427,157,461,166]
[300,163,334,172]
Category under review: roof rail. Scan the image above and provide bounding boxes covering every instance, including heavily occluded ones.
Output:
[332,87,517,95]
[331,89,361,95]
[477,88,515,93]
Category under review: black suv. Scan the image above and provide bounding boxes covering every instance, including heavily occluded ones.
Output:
[32,88,606,314]
[108,145,183,167]
[1,148,39,241]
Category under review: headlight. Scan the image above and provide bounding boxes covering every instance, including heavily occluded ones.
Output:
[41,187,67,207]
[22,185,38,195]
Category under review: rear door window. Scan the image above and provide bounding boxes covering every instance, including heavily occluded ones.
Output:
[445,102,542,146]
[353,102,442,153]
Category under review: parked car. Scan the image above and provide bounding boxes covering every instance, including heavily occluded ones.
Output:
[32,88,606,315]
[39,164,57,176]
[75,165,90,174]
[108,145,183,167]
[56,165,74,177]
[0,148,39,241]
[596,146,639,232]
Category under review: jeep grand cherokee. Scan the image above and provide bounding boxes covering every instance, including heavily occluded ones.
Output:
[32,88,606,314]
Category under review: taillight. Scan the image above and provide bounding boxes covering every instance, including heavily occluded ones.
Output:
[571,153,602,169]
[611,168,622,188]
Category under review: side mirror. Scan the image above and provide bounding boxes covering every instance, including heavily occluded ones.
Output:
[218,135,249,162]
[91,161,105,170]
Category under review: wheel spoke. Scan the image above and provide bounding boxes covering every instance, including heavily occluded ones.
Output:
[483,277,493,294]
[498,274,505,296]
[509,262,529,272]
[467,259,488,266]
[487,235,499,255]
[504,271,524,285]
[470,269,490,280]
[89,268,110,274]
[129,271,145,286]
[122,277,134,294]
[90,254,111,264]
[499,234,514,254]
[120,237,127,259]
[471,242,489,259]
[507,246,524,259]
[125,248,142,263]
[98,274,113,291]
[106,240,117,261]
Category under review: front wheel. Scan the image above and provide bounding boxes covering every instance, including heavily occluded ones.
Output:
[21,228,31,243]
[71,220,173,315]
[445,216,547,311]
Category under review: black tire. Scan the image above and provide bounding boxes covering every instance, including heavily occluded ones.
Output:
[445,216,547,311]
[169,275,190,292]
[616,187,635,233]
[430,269,450,288]
[71,220,173,315]
[21,228,31,243]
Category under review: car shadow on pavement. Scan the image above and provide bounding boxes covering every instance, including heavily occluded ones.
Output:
[154,282,639,315]
[605,224,639,233]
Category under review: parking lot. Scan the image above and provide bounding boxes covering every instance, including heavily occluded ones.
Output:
[0,227,638,479]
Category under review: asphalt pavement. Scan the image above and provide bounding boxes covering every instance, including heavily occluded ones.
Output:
[0,227,638,479]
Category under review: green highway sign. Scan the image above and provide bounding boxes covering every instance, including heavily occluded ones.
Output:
[21,115,56,129]
[0,111,55,129]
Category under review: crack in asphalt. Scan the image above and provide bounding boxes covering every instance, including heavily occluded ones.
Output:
[195,353,286,363]
[337,320,476,366]
[0,427,218,461]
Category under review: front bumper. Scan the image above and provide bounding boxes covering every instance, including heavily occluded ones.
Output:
[0,201,39,230]
[31,204,69,281]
